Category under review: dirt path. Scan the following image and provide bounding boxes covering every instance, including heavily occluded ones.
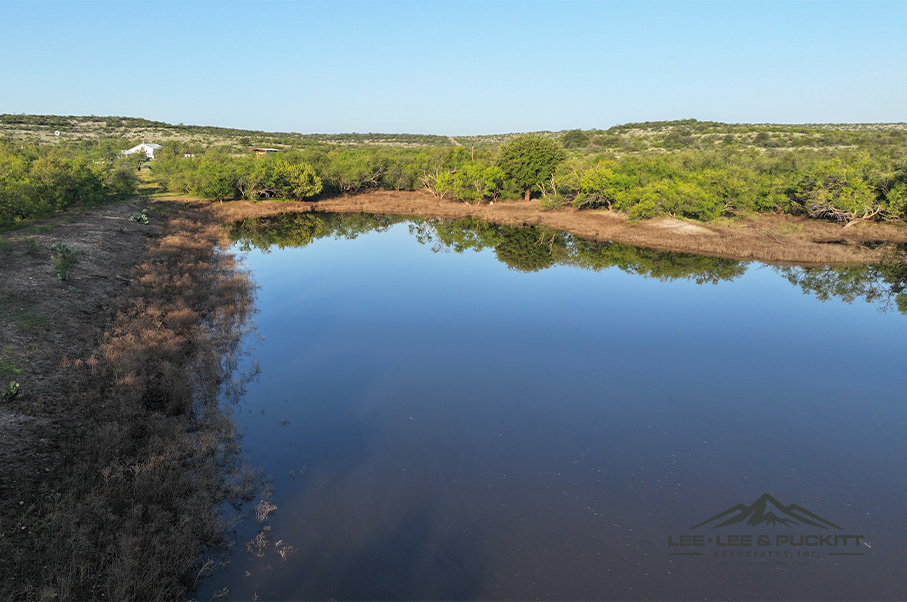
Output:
[212,190,907,265]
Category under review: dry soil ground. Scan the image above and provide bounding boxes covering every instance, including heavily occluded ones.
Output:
[0,197,153,475]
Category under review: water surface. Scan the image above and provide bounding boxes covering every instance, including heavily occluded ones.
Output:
[203,213,907,600]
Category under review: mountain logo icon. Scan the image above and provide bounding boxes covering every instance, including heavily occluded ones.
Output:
[690,493,842,530]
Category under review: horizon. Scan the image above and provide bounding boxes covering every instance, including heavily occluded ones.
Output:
[2,1,905,136]
[4,112,906,140]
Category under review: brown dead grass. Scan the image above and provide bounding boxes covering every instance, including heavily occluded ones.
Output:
[0,200,257,600]
[210,190,907,266]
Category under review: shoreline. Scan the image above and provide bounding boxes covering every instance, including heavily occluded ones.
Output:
[2,193,906,597]
[0,198,257,600]
[209,190,907,266]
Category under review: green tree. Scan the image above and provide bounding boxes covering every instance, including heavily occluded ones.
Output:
[105,160,140,198]
[476,165,506,201]
[271,159,322,200]
[496,134,566,201]
[561,129,590,149]
[884,182,907,219]
[192,158,238,200]
[435,163,505,203]
[574,160,635,210]
[794,159,879,223]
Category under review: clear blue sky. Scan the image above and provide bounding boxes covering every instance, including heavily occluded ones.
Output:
[1,0,904,135]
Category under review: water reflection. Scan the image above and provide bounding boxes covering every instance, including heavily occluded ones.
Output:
[229,212,406,252]
[774,261,907,314]
[228,212,907,313]
[206,212,907,600]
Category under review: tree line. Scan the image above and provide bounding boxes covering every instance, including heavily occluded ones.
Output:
[4,117,907,229]
[148,133,907,226]
[0,140,139,229]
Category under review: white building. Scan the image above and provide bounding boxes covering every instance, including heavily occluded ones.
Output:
[122,142,163,159]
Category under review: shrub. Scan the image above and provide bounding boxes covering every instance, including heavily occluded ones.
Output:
[1,380,20,402]
[106,162,140,198]
[539,194,567,212]
[50,243,81,281]
[24,237,42,255]
[435,163,504,203]
[793,159,880,223]
[627,199,657,221]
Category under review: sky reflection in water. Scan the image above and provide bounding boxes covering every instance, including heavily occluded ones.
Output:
[204,214,907,601]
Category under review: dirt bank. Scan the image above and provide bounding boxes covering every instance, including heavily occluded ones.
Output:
[0,199,256,600]
[211,190,907,265]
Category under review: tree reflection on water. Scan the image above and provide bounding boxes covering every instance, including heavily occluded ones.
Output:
[228,212,907,314]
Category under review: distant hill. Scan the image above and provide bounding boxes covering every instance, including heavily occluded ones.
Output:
[2,113,906,154]
[0,113,453,148]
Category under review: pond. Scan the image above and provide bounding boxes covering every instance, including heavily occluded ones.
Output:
[201,213,907,601]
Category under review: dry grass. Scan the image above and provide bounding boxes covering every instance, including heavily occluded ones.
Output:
[0,202,258,601]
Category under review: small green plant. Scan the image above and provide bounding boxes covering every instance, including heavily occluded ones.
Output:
[0,344,21,380]
[539,194,566,212]
[130,211,150,224]
[29,224,56,235]
[777,222,803,236]
[144,205,167,216]
[50,243,81,282]
[2,381,20,402]
[25,237,42,255]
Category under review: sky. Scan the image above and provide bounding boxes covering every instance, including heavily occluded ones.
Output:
[1,0,905,135]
